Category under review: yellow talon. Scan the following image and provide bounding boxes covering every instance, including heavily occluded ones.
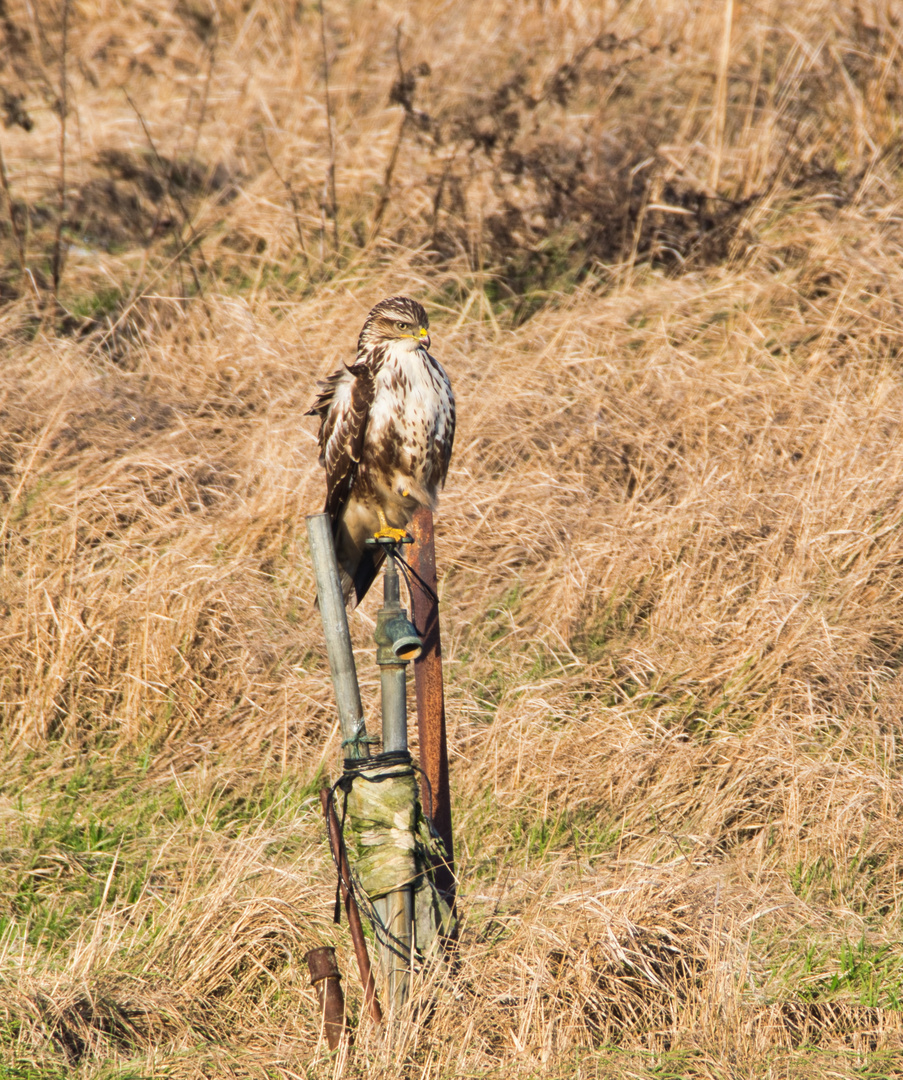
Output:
[374,507,407,542]
[373,526,408,542]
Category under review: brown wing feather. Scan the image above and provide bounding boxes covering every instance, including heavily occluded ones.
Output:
[438,384,455,485]
[424,352,455,489]
[307,361,375,532]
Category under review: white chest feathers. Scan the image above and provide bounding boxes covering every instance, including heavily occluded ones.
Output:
[367,344,454,459]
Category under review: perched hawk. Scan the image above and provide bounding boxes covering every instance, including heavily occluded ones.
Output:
[307,296,455,606]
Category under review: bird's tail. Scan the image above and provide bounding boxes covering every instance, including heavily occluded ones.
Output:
[351,547,384,607]
[313,558,373,610]
[312,514,384,609]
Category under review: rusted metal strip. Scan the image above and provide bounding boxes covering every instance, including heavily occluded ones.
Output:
[304,946,346,1050]
[320,787,384,1025]
[408,506,457,917]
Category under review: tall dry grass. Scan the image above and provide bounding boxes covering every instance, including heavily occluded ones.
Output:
[2,0,903,1076]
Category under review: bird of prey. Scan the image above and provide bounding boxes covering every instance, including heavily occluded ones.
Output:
[307,296,455,606]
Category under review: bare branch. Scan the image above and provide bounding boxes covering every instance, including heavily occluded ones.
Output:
[0,137,26,277]
[50,0,70,300]
[124,91,211,301]
[370,27,410,243]
[318,0,339,253]
[260,132,311,275]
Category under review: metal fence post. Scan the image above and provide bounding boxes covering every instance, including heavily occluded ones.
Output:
[306,513,370,760]
[409,507,456,916]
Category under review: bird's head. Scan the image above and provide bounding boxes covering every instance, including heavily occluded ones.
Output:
[358,296,430,353]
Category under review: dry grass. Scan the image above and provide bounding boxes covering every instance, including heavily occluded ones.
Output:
[2,0,903,1076]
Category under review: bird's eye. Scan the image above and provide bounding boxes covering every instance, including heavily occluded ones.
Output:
[396,321,410,331]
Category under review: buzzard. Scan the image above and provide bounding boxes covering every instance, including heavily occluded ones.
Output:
[307,296,455,606]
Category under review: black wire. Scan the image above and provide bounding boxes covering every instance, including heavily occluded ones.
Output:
[389,546,439,608]
[340,749,412,778]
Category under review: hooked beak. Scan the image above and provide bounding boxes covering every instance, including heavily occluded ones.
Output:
[419,328,431,351]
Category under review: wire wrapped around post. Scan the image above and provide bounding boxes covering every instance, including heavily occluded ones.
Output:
[320,788,383,1026]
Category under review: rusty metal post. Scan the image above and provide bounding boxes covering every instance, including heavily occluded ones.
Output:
[305,946,346,1050]
[320,788,383,1026]
[408,506,456,914]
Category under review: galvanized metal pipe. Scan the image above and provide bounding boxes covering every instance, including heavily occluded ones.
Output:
[376,887,414,1010]
[306,513,369,760]
[379,664,408,753]
[374,550,414,755]
[372,546,416,1010]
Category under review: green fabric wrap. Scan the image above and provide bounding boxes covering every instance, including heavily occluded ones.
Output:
[342,760,456,955]
[345,763,419,899]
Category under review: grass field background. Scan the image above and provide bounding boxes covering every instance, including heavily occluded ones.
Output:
[2,0,903,1076]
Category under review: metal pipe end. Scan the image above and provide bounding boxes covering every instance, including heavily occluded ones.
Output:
[383,614,423,661]
[305,946,346,1050]
[392,635,423,662]
[305,946,341,983]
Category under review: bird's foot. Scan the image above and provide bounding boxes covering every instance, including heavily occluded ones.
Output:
[372,525,408,542]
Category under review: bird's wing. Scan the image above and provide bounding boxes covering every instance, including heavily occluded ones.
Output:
[427,353,456,487]
[438,390,455,486]
[307,361,375,528]
[351,547,384,607]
